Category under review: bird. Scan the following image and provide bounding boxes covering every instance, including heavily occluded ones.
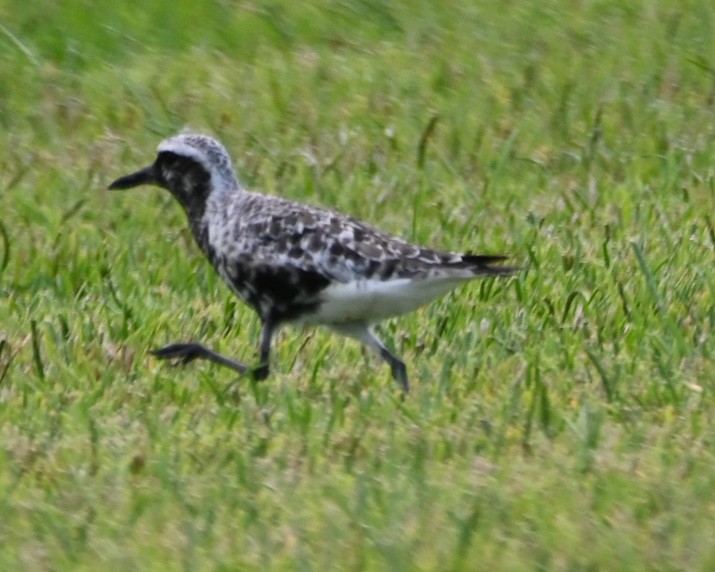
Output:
[108,133,517,393]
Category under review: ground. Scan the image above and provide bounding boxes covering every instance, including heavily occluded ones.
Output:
[1,1,714,569]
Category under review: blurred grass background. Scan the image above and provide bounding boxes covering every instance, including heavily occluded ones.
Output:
[1,0,715,569]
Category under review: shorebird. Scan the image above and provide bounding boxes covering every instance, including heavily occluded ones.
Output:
[108,133,516,392]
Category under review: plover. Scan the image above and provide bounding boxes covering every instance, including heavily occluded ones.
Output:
[108,133,516,392]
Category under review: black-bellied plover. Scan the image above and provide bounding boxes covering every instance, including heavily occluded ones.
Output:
[108,133,517,392]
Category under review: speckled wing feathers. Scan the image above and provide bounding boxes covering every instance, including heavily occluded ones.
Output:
[211,193,510,280]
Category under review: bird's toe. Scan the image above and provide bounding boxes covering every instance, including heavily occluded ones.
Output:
[151,343,204,364]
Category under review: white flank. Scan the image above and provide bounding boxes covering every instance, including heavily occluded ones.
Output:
[306,275,473,324]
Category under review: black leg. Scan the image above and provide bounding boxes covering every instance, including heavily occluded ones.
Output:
[151,319,277,380]
[378,346,409,394]
[253,319,275,381]
[329,322,410,394]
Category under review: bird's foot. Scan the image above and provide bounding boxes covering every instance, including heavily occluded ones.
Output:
[253,363,269,381]
[151,342,207,365]
[151,342,249,374]
[391,361,410,395]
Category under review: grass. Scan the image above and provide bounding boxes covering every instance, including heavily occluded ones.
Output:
[1,0,715,569]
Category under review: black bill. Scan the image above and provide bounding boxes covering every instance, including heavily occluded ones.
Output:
[108,165,156,190]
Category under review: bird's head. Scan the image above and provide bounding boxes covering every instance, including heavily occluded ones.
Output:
[108,133,240,209]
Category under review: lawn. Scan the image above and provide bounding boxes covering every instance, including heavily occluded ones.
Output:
[1,0,714,569]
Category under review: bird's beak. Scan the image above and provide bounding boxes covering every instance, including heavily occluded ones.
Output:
[107,165,156,190]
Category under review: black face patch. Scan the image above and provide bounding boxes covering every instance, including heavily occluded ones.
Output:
[156,152,212,214]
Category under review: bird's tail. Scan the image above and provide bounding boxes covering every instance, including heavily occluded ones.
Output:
[458,254,521,276]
